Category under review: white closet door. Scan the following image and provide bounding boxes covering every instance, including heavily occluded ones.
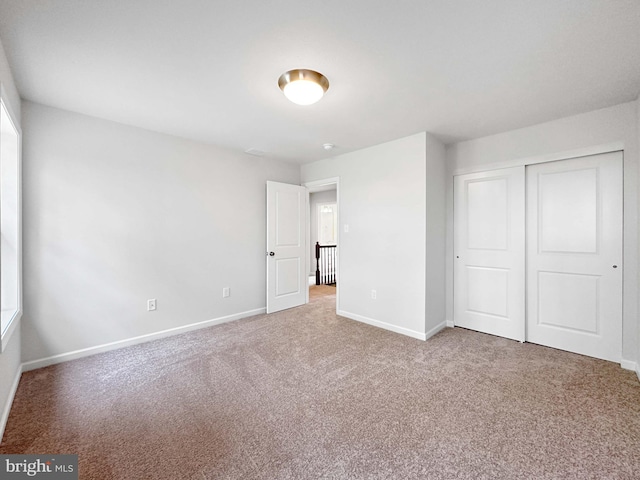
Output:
[454,167,525,341]
[526,152,623,362]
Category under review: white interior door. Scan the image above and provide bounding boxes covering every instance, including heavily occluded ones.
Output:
[454,167,525,341]
[526,152,623,362]
[266,181,307,314]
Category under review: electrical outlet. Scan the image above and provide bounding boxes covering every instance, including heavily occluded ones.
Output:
[147,299,157,311]
[344,224,350,233]
[222,287,230,298]
[371,290,377,300]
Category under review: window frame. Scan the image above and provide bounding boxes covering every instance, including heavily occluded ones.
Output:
[0,86,22,353]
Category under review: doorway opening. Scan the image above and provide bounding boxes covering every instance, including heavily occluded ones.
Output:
[305,178,339,310]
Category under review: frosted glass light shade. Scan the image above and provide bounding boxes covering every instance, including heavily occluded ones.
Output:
[278,69,329,106]
[283,80,324,105]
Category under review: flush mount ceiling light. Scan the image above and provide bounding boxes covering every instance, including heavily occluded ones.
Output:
[278,69,329,106]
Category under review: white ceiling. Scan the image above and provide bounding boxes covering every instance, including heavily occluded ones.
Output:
[0,0,639,164]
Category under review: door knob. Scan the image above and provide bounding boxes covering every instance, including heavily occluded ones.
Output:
[269,252,275,256]
[613,265,618,268]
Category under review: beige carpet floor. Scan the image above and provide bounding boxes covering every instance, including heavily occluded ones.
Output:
[1,290,639,479]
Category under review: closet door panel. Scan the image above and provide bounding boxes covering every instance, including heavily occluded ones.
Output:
[454,167,525,341]
[526,152,623,362]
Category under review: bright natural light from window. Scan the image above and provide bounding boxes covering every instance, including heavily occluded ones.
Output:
[318,203,337,245]
[0,98,21,350]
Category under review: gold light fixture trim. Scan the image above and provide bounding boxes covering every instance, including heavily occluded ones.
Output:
[278,69,329,106]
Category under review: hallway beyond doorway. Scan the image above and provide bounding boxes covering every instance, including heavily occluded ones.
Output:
[309,284,336,302]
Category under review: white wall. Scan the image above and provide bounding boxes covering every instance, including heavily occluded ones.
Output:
[301,133,431,339]
[637,95,640,378]
[0,42,20,125]
[309,189,337,275]
[21,101,299,364]
[0,37,22,441]
[425,133,447,333]
[0,326,20,439]
[446,101,639,367]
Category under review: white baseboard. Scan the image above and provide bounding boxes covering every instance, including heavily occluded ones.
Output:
[425,321,446,340]
[22,308,266,372]
[621,359,640,382]
[446,319,454,328]
[620,359,635,370]
[0,364,23,444]
[338,310,427,341]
